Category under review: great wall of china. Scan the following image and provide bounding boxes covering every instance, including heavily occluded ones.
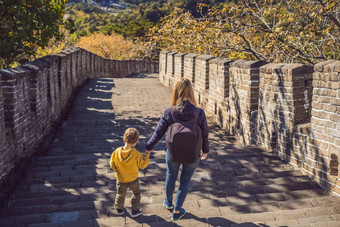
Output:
[0,48,158,196]
[0,48,339,198]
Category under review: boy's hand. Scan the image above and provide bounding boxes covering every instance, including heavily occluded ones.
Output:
[145,150,153,155]
[201,151,208,160]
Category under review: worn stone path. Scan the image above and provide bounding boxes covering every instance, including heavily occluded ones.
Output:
[1,74,340,227]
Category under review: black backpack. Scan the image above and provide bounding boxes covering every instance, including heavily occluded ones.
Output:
[165,106,203,164]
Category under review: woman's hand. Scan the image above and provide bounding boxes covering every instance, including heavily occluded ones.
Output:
[201,151,208,160]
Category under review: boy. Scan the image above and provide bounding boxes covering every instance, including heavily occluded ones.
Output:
[110,128,152,218]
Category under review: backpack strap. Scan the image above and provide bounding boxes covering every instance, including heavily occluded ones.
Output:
[170,106,178,123]
[170,106,200,123]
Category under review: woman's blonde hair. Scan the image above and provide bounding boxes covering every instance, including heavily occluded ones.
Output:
[170,78,197,106]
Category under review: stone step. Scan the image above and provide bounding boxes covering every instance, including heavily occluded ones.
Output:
[2,191,338,221]
[6,185,327,212]
[92,208,340,227]
[29,156,163,171]
[46,149,112,156]
[4,185,327,210]
[1,207,339,227]
[32,153,111,164]
[16,171,317,198]
[8,185,113,200]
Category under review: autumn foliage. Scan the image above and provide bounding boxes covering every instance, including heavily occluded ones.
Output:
[138,0,340,64]
[75,33,137,60]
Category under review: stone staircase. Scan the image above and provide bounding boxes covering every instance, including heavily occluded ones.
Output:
[0,75,339,227]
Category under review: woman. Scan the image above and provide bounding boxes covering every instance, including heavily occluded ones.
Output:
[146,78,209,221]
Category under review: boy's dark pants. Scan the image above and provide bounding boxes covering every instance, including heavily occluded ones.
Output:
[115,178,141,210]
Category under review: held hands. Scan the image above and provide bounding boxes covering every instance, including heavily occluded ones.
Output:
[201,151,208,160]
[145,150,153,155]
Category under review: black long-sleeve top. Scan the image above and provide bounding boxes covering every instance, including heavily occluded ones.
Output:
[146,101,209,154]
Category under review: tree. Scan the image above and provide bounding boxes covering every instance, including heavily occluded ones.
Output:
[138,0,339,64]
[0,0,66,68]
[75,33,137,60]
[112,19,153,38]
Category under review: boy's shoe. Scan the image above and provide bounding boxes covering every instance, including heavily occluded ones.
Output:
[172,208,186,221]
[116,208,124,215]
[163,199,174,209]
[132,209,143,218]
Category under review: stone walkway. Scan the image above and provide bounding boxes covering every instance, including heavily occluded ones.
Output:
[0,74,340,227]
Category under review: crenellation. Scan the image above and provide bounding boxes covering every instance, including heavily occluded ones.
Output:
[0,67,31,166]
[123,60,129,76]
[159,51,169,83]
[194,54,215,109]
[95,52,99,74]
[229,59,267,144]
[85,50,91,76]
[158,50,339,196]
[22,59,52,151]
[62,49,73,98]
[125,60,130,76]
[165,52,176,87]
[183,53,198,84]
[75,48,82,84]
[0,48,159,186]
[110,59,116,77]
[129,60,135,75]
[54,52,69,109]
[70,48,78,88]
[174,53,187,84]
[90,52,94,74]
[39,55,60,123]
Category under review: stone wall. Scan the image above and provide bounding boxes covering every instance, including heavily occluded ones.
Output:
[165,52,176,87]
[257,64,313,156]
[159,51,340,196]
[0,48,159,186]
[174,53,187,84]
[194,55,215,108]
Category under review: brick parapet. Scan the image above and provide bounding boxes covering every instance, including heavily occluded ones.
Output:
[0,48,159,186]
[194,55,215,109]
[229,60,267,144]
[174,53,187,84]
[183,53,198,84]
[0,67,32,179]
[257,63,313,156]
[206,58,233,123]
[39,55,60,123]
[22,60,51,151]
[159,51,169,81]
[309,60,340,194]
[164,52,176,87]
[158,50,339,196]
[61,49,73,99]
[54,52,69,109]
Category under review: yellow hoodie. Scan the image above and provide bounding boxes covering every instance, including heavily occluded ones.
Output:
[110,147,150,183]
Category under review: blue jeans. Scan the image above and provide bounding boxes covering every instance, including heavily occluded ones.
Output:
[165,149,200,211]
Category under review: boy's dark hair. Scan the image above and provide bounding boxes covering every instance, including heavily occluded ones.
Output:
[124,128,139,144]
